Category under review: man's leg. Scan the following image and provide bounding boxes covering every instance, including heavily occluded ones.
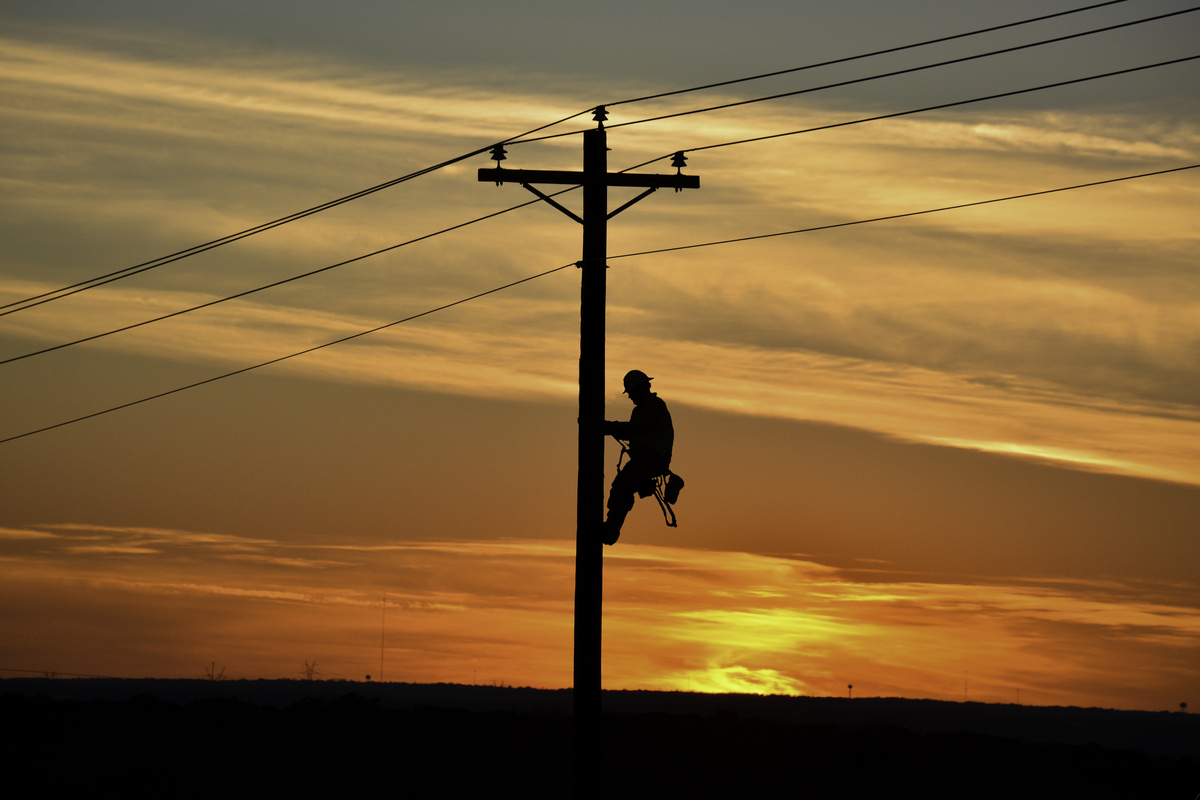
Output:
[603,464,639,545]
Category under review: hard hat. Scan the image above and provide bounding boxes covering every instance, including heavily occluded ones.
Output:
[622,369,652,391]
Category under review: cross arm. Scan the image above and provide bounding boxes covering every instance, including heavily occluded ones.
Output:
[478,167,699,190]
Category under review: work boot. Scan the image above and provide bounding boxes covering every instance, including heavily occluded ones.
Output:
[664,473,684,505]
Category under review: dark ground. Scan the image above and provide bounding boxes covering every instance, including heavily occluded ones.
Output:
[3,679,1196,798]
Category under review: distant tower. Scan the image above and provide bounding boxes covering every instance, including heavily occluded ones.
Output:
[848,684,853,699]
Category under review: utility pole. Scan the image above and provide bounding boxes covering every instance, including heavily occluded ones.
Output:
[479,106,698,797]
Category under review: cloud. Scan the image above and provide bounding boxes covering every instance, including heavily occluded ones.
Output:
[0,526,56,540]
[0,34,566,142]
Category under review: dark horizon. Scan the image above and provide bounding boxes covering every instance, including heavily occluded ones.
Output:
[6,676,1197,798]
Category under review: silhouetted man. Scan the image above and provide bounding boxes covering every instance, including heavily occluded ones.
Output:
[602,370,673,545]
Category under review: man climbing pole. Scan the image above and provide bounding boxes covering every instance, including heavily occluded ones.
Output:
[601,370,675,545]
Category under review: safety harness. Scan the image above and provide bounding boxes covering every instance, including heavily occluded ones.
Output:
[613,437,683,528]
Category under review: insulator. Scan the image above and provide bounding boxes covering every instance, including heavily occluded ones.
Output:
[490,144,507,163]
[671,151,688,170]
[592,105,609,123]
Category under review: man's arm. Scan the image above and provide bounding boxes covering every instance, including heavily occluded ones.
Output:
[604,397,666,441]
[603,419,629,438]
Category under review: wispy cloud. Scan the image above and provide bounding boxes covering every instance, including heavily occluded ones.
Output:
[0,526,56,540]
[0,34,570,143]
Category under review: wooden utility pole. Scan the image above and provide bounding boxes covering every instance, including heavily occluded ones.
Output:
[479,106,698,796]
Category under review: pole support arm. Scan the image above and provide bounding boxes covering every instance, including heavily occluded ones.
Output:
[522,183,584,224]
[607,187,657,220]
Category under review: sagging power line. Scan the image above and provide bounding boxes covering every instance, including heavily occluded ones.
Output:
[609,164,1200,261]
[0,1,1172,317]
[0,262,576,445]
[0,188,575,367]
[0,110,594,317]
[7,50,1192,368]
[4,163,1193,446]
[512,4,1200,145]
[604,0,1139,107]
[623,53,1200,171]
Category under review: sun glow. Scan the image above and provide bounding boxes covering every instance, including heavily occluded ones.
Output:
[2,519,1198,709]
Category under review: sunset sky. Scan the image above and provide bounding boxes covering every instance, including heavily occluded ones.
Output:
[2,1,1198,712]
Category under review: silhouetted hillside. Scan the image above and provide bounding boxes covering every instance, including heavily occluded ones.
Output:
[4,679,1195,798]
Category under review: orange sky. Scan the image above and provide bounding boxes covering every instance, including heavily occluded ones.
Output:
[3,519,1197,710]
[1,2,1198,711]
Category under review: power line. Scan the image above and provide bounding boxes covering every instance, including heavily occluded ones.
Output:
[510,5,1200,146]
[0,110,594,317]
[4,3,1175,319]
[4,163,1193,446]
[605,0,1138,107]
[0,154,473,316]
[0,263,576,445]
[606,164,1200,262]
[1,4,1169,316]
[7,50,1192,369]
[0,188,576,367]
[12,47,1184,371]
[621,53,1200,171]
[0,667,124,679]
[602,5,1200,131]
[18,51,1186,369]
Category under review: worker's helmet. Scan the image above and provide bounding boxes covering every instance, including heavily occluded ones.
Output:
[623,369,652,393]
